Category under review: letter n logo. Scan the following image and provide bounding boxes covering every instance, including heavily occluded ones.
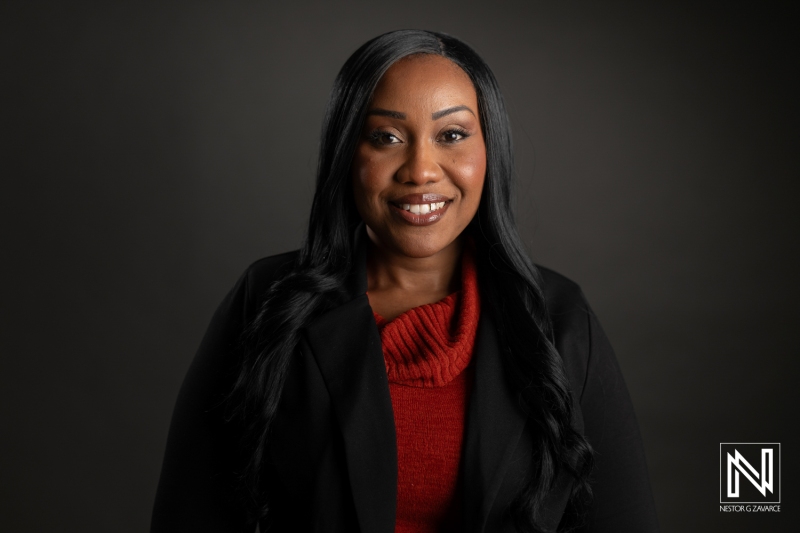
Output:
[720,443,780,504]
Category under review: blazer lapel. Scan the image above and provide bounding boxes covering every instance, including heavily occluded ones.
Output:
[303,227,397,533]
[462,314,528,532]
[462,313,584,532]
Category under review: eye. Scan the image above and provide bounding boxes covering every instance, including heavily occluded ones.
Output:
[439,128,469,143]
[368,130,402,146]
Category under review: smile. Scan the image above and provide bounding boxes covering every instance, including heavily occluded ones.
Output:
[399,201,447,215]
[389,197,451,227]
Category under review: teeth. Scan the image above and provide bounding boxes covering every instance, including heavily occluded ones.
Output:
[400,201,447,214]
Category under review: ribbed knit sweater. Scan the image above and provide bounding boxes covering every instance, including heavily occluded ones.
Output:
[373,250,480,533]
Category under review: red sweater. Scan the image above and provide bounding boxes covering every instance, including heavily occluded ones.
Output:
[373,251,480,533]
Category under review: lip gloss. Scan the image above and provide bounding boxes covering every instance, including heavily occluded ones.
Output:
[389,193,451,226]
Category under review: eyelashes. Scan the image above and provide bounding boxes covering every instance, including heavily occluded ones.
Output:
[439,127,469,142]
[367,130,401,145]
[366,127,471,146]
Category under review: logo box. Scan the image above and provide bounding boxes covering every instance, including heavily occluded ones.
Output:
[719,443,781,504]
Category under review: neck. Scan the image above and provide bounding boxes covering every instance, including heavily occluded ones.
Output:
[365,234,465,320]
[366,237,463,294]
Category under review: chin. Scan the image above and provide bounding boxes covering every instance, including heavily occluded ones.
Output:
[393,233,461,259]
[366,222,465,259]
[396,245,442,259]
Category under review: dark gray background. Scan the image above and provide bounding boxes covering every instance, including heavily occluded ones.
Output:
[2,1,798,532]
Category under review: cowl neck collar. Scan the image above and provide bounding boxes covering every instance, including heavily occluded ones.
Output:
[373,245,480,388]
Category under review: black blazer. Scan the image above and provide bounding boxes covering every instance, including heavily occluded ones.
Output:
[152,231,659,533]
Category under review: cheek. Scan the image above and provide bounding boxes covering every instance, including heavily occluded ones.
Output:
[454,149,487,204]
[351,151,378,206]
[351,148,395,224]
[352,148,387,195]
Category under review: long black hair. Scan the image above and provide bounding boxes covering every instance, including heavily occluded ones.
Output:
[231,29,593,532]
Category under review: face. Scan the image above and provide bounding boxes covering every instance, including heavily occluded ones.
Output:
[351,54,487,259]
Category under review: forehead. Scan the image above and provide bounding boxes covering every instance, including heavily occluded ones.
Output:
[369,54,479,115]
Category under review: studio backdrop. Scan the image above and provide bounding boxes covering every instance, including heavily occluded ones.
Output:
[2,2,797,532]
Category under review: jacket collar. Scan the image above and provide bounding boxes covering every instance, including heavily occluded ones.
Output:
[463,315,581,531]
[461,314,527,532]
[304,292,397,533]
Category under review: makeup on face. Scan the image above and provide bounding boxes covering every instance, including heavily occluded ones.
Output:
[351,54,487,260]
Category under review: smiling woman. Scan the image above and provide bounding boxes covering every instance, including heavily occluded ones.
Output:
[151,30,659,533]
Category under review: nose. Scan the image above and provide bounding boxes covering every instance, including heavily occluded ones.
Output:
[395,142,443,185]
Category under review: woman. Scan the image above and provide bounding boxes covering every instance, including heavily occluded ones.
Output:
[152,30,659,533]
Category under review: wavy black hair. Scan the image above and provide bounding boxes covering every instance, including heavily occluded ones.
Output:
[231,29,593,532]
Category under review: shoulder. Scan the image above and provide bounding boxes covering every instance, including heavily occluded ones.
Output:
[242,250,300,292]
[535,265,596,396]
[234,250,300,319]
[536,265,591,318]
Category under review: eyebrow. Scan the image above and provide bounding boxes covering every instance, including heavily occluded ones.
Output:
[365,105,476,121]
[431,105,475,120]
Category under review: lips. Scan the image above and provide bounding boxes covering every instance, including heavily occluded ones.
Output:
[389,193,452,226]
